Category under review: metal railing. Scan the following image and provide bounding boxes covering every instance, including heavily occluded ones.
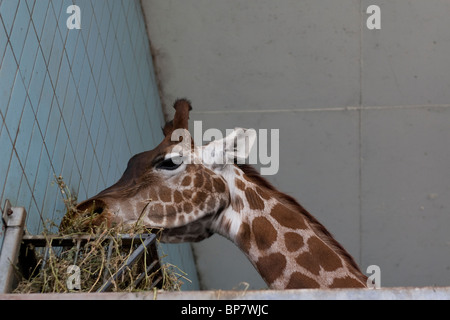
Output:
[0,200,162,294]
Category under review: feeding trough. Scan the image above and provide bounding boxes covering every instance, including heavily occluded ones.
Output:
[16,233,161,293]
[0,199,187,294]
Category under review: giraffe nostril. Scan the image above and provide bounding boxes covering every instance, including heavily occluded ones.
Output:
[93,206,104,215]
[76,199,107,216]
[60,198,110,233]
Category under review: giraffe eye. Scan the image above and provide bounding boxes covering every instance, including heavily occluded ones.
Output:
[156,157,183,171]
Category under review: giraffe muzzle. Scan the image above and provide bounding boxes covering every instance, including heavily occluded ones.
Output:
[60,198,115,233]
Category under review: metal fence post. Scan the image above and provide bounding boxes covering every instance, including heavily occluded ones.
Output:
[0,200,27,294]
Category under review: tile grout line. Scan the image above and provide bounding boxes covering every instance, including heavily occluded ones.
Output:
[190,104,450,115]
[359,0,364,269]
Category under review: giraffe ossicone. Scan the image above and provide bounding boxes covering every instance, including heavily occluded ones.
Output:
[66,99,368,289]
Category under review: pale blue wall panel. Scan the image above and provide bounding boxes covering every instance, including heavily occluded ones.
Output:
[0,0,199,290]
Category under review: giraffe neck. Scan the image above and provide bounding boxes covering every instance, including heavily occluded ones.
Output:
[211,165,368,289]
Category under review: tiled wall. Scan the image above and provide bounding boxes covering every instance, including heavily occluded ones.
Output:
[0,0,199,290]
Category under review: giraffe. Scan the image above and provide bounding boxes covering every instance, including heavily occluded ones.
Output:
[67,99,368,289]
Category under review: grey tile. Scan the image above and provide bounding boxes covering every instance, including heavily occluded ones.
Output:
[361,107,450,287]
[362,0,450,107]
[144,0,361,112]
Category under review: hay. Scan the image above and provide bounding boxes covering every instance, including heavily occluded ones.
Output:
[13,176,190,294]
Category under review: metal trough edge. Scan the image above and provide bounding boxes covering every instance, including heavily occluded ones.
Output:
[1,286,449,300]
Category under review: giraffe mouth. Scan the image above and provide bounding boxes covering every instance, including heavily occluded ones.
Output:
[60,198,114,233]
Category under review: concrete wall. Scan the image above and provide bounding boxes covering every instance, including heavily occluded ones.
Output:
[0,0,198,290]
[142,0,450,289]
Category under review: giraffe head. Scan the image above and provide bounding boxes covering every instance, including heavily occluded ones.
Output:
[63,99,369,289]
[68,100,255,242]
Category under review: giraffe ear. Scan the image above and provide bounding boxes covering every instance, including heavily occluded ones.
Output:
[228,128,257,163]
[202,128,257,168]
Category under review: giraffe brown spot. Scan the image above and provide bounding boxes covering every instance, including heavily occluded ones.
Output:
[245,188,265,210]
[307,237,343,272]
[236,222,251,254]
[213,178,226,193]
[256,253,286,284]
[148,189,159,202]
[177,215,186,225]
[252,217,277,251]
[183,202,193,214]
[295,237,343,276]
[174,191,183,204]
[207,196,216,210]
[159,186,172,203]
[284,232,304,252]
[199,201,206,211]
[204,177,212,191]
[234,168,241,176]
[270,204,307,230]
[149,204,164,223]
[295,251,321,276]
[330,277,365,288]
[181,176,191,187]
[193,191,208,206]
[286,272,320,289]
[235,178,246,191]
[165,205,177,220]
[256,186,271,200]
[183,189,193,199]
[194,173,204,188]
[232,195,244,212]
